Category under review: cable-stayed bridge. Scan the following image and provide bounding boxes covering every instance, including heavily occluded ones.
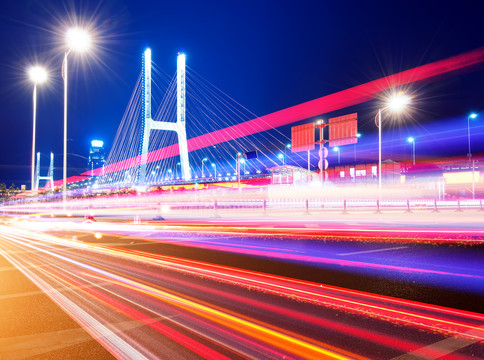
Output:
[73,46,484,188]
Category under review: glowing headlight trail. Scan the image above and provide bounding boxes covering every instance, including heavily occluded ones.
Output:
[0,228,363,359]
[1,225,483,343]
[4,218,484,300]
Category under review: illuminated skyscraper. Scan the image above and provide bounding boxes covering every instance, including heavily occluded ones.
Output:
[88,140,106,174]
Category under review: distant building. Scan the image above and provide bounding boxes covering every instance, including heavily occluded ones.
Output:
[88,140,106,174]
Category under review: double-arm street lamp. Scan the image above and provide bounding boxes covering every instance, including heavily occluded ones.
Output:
[63,28,91,208]
[28,66,48,192]
[376,93,411,199]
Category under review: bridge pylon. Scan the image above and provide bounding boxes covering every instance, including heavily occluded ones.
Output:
[35,152,54,191]
[138,49,191,185]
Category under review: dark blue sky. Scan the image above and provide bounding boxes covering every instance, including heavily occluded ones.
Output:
[1,0,483,186]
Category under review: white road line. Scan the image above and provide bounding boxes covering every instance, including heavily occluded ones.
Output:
[391,325,484,359]
[338,246,408,256]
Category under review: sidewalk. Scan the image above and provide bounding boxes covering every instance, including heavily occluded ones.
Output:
[0,254,115,360]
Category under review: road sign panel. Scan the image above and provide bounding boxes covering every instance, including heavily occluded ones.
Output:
[291,123,315,153]
[329,113,358,147]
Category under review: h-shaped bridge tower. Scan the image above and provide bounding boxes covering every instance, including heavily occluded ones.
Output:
[35,152,54,191]
[138,49,191,184]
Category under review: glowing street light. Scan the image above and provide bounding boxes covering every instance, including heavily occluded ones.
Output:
[278,153,285,165]
[354,132,361,162]
[467,112,478,160]
[211,163,217,179]
[467,112,479,199]
[407,137,415,165]
[63,27,91,210]
[376,93,411,199]
[201,157,208,177]
[333,146,340,164]
[28,65,48,192]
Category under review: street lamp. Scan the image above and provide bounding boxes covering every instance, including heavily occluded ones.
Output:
[278,153,285,165]
[407,137,415,165]
[28,66,48,192]
[176,162,181,180]
[63,27,91,209]
[376,93,411,199]
[467,112,478,160]
[467,113,478,199]
[211,163,217,179]
[354,133,361,162]
[333,146,340,164]
[285,143,291,156]
[201,157,208,177]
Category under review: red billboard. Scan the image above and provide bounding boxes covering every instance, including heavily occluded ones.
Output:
[291,123,315,153]
[328,113,358,147]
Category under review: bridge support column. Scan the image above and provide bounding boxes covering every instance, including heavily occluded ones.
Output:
[138,49,191,185]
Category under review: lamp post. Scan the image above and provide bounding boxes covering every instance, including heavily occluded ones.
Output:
[467,113,478,160]
[354,133,361,162]
[407,137,415,165]
[285,143,291,158]
[167,168,172,180]
[176,162,181,180]
[63,28,91,210]
[467,113,478,199]
[201,158,208,178]
[333,146,340,164]
[278,153,285,165]
[211,163,217,179]
[28,66,47,192]
[376,93,411,200]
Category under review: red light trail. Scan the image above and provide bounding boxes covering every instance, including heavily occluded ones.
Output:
[1,223,483,359]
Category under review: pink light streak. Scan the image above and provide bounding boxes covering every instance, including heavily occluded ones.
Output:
[82,46,484,177]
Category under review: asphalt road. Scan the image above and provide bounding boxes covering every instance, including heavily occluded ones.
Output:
[0,216,483,359]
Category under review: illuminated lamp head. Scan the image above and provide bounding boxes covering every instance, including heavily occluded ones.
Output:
[388,93,410,112]
[66,28,91,52]
[28,66,48,84]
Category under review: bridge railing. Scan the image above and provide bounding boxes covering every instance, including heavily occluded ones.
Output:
[2,197,484,216]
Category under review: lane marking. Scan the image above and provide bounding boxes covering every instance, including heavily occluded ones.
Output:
[391,324,484,359]
[338,246,408,256]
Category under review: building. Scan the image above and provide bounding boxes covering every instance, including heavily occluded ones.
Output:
[88,140,106,174]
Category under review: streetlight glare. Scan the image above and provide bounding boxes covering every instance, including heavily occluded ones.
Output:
[28,66,48,84]
[388,94,410,112]
[407,137,414,143]
[469,113,478,119]
[333,147,339,152]
[67,28,91,52]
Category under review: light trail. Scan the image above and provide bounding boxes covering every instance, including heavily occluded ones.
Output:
[82,46,484,176]
[6,217,484,294]
[1,224,484,348]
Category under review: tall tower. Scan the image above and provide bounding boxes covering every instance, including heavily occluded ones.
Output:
[138,49,191,184]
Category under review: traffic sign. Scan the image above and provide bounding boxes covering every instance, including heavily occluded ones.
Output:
[318,159,328,170]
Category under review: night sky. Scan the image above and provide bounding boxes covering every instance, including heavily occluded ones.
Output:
[1,0,483,186]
